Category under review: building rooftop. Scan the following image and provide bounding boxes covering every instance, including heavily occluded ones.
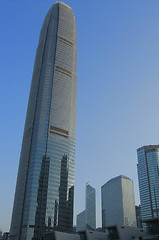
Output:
[55,1,72,10]
[137,145,159,152]
[101,175,132,188]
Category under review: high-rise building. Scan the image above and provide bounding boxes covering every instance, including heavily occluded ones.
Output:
[137,145,159,222]
[101,175,136,228]
[10,2,77,240]
[135,205,142,228]
[77,184,96,232]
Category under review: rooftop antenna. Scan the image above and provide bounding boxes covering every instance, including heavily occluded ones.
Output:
[86,177,90,186]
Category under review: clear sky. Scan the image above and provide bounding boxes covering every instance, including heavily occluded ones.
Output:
[0,0,159,232]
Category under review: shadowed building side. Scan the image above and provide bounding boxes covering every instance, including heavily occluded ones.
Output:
[32,156,50,240]
[58,155,74,232]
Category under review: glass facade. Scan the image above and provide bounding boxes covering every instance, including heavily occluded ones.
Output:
[85,184,96,230]
[135,205,142,228]
[76,184,96,232]
[77,211,86,232]
[137,145,159,221]
[10,2,77,240]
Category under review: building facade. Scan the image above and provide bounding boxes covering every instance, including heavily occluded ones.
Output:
[77,184,96,232]
[101,175,137,228]
[10,2,77,240]
[77,211,86,233]
[135,205,142,228]
[42,229,108,240]
[2,232,9,240]
[137,145,159,222]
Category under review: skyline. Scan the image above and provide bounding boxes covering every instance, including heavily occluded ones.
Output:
[1,0,159,232]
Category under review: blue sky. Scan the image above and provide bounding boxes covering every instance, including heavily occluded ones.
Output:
[0,0,159,232]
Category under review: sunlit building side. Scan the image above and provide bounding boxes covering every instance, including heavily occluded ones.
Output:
[101,175,136,228]
[10,2,77,240]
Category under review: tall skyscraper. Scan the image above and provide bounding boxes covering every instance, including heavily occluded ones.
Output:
[77,183,96,232]
[101,175,136,228]
[10,2,77,240]
[137,145,159,223]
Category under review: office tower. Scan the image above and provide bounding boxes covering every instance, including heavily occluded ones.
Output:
[10,2,77,240]
[137,145,159,223]
[77,183,96,232]
[101,175,136,229]
[135,205,142,228]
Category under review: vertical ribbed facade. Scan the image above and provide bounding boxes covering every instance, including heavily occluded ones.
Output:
[137,145,159,221]
[10,2,77,240]
[101,175,137,228]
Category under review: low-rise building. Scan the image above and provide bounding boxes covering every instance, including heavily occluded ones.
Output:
[106,225,146,240]
[42,229,108,240]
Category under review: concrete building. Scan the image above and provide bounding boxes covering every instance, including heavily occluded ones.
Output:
[42,229,108,240]
[101,175,137,228]
[106,225,146,240]
[42,231,80,240]
[42,228,149,240]
[79,229,108,240]
[10,2,77,240]
[77,184,96,232]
